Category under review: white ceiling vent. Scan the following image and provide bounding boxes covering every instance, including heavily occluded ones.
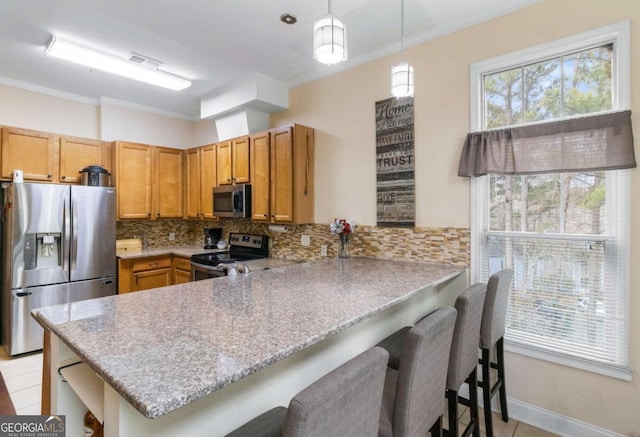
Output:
[128,53,161,69]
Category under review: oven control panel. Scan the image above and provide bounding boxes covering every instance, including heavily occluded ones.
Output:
[229,233,268,250]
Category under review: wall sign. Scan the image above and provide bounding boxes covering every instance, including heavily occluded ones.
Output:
[375,96,415,227]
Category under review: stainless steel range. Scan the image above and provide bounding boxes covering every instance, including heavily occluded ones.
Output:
[190,233,269,281]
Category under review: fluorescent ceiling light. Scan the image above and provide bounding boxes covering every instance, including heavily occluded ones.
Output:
[44,36,191,91]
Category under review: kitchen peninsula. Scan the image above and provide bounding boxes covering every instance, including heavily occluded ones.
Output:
[33,257,465,437]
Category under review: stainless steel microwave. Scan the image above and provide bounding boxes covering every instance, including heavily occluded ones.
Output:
[213,184,251,218]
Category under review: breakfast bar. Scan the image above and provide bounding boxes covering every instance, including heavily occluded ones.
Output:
[33,257,465,436]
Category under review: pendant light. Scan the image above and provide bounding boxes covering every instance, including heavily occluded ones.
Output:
[391,0,414,97]
[313,0,347,65]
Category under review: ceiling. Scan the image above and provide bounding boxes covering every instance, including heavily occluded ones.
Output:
[0,0,540,120]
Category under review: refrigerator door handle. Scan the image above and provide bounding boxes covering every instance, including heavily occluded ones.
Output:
[63,191,71,276]
[70,191,78,274]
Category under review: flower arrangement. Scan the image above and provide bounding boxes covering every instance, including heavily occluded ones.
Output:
[330,218,355,258]
[330,218,356,237]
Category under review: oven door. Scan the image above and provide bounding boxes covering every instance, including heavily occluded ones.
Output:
[191,262,226,281]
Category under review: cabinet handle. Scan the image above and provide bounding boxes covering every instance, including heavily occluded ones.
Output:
[61,175,66,180]
[148,213,151,217]
[263,214,267,218]
[47,174,52,178]
[304,132,310,196]
[149,262,159,267]
[157,213,160,217]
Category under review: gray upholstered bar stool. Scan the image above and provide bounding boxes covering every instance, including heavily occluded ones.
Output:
[378,306,457,437]
[445,283,486,437]
[478,269,513,437]
[225,346,389,437]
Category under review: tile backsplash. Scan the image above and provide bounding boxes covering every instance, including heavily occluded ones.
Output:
[116,220,470,268]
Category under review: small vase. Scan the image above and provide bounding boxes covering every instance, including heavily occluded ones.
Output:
[338,234,350,258]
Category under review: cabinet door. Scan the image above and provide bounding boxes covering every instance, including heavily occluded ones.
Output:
[185,148,201,219]
[216,140,232,185]
[60,136,104,183]
[115,142,152,219]
[200,144,217,219]
[232,136,250,184]
[133,268,172,291]
[270,127,294,223]
[173,256,192,284]
[154,147,184,218]
[1,127,55,181]
[250,132,270,221]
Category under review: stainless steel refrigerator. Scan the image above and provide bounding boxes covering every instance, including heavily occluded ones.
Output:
[1,182,117,355]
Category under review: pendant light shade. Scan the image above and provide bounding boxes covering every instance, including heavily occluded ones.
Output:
[391,0,414,97]
[313,1,347,65]
[391,62,414,97]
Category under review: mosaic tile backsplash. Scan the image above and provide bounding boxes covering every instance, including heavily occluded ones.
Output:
[116,219,470,267]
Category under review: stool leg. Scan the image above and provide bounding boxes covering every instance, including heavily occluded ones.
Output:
[481,347,494,437]
[496,337,509,422]
[447,389,459,437]
[468,368,480,437]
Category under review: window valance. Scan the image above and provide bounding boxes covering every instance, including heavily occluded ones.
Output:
[458,110,636,177]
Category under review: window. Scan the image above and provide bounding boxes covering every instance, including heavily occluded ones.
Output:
[469,22,631,379]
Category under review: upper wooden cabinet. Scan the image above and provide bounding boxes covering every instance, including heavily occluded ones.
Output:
[153,147,184,219]
[217,136,249,185]
[59,136,111,183]
[113,141,184,220]
[250,131,271,221]
[1,127,56,181]
[250,125,314,224]
[113,141,153,219]
[186,144,218,219]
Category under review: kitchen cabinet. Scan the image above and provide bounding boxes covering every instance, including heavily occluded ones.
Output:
[185,144,217,219]
[217,136,249,185]
[153,147,184,218]
[0,126,56,181]
[113,141,183,220]
[113,141,153,219]
[250,125,314,224]
[118,256,172,293]
[173,256,192,284]
[59,136,111,184]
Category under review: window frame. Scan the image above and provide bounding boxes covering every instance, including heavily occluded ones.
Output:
[469,21,632,380]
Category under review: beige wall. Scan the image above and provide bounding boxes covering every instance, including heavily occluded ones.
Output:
[272,0,640,434]
[0,84,99,138]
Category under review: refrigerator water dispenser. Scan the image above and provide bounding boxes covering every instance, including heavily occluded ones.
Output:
[23,233,62,270]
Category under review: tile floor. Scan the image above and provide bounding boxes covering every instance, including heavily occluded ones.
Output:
[0,350,559,436]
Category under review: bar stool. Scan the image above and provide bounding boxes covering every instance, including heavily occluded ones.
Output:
[225,346,389,437]
[478,269,513,437]
[378,306,457,437]
[445,284,486,437]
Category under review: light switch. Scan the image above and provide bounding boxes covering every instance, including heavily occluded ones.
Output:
[301,235,311,246]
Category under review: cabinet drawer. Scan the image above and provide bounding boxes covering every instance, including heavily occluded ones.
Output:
[173,257,191,271]
[132,257,171,272]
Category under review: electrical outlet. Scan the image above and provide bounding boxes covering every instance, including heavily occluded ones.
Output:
[301,234,311,246]
[168,232,175,241]
[320,245,327,256]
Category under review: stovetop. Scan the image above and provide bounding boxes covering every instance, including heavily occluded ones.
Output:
[190,233,269,267]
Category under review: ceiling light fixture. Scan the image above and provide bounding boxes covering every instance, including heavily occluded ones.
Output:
[44,36,191,91]
[313,0,347,65]
[280,13,297,25]
[391,0,414,97]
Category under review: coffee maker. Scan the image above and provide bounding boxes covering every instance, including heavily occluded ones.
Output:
[203,228,222,249]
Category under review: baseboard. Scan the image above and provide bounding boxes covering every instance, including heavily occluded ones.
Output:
[498,397,624,437]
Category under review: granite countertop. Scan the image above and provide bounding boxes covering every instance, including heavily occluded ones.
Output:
[32,258,463,419]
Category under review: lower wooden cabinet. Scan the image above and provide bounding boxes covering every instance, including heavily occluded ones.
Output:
[173,256,192,284]
[118,255,183,293]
